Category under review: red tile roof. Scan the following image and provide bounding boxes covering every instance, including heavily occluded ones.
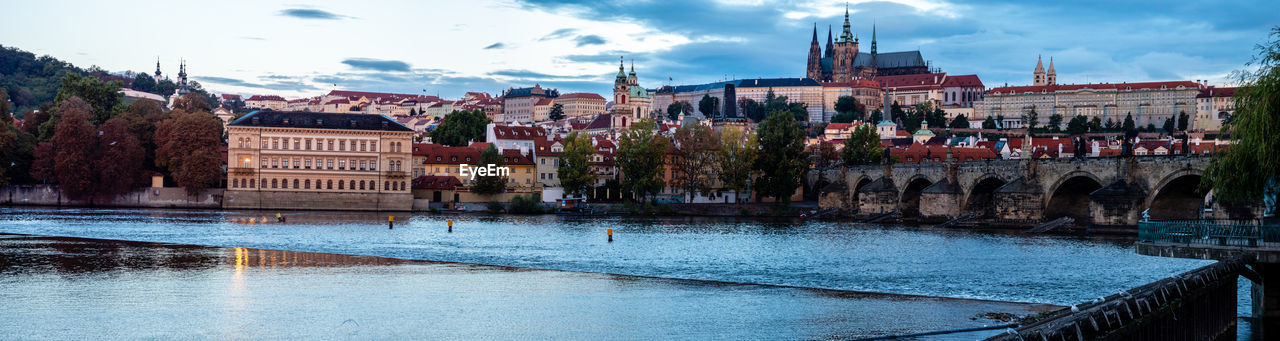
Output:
[1198,86,1236,98]
[246,95,286,101]
[558,92,606,100]
[820,79,881,88]
[877,73,947,90]
[413,175,461,190]
[501,149,535,165]
[941,74,983,88]
[420,145,483,165]
[220,94,241,100]
[988,81,1202,94]
[492,125,547,140]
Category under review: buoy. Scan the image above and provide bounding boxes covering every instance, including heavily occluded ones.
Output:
[607,228,613,243]
[448,220,453,233]
[388,215,394,229]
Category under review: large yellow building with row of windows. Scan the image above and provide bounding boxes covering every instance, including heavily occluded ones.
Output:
[224,111,415,211]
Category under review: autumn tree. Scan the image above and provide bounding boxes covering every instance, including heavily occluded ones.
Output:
[117,99,165,171]
[615,118,668,201]
[44,97,97,200]
[155,95,224,195]
[557,132,597,197]
[753,110,810,203]
[717,127,757,203]
[814,141,840,168]
[94,116,144,196]
[672,123,718,202]
[471,145,507,195]
[841,124,883,166]
[53,73,122,125]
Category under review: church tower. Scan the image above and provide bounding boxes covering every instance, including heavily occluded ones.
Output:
[1033,55,1046,86]
[806,23,822,80]
[1046,57,1057,85]
[824,25,834,59]
[153,58,163,82]
[176,59,189,95]
[613,57,628,107]
[832,5,859,83]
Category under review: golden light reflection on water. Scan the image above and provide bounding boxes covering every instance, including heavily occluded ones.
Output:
[225,246,412,269]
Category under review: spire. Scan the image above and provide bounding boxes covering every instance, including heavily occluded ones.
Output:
[840,3,853,42]
[154,57,161,77]
[629,58,636,77]
[825,25,834,58]
[811,23,818,45]
[1035,55,1044,72]
[871,22,878,54]
[616,56,627,83]
[1048,57,1055,73]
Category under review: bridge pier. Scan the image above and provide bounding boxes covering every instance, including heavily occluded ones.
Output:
[857,177,897,215]
[919,180,962,223]
[993,177,1044,224]
[1089,180,1147,227]
[1253,263,1280,339]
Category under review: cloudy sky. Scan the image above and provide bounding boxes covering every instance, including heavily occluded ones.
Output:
[1,0,1274,99]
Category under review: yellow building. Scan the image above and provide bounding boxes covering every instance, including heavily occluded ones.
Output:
[554,93,607,120]
[413,143,539,204]
[224,111,415,211]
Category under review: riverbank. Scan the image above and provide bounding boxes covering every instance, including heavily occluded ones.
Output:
[0,233,1054,339]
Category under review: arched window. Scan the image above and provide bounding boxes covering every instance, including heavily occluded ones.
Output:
[359,181,365,190]
[349,180,355,190]
[385,181,390,190]
[400,181,406,191]
[249,179,255,188]
[327,180,333,190]
[232,179,239,188]
[293,179,299,189]
[304,179,311,189]
[338,180,344,190]
[271,178,278,188]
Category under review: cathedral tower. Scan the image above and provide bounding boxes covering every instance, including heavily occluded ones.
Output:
[831,5,860,83]
[806,24,822,80]
[1047,57,1057,85]
[1033,55,1046,86]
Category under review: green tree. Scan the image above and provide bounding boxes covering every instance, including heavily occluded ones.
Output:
[429,109,490,146]
[1024,109,1039,132]
[154,96,223,195]
[698,94,720,118]
[1047,113,1064,132]
[1090,116,1103,132]
[471,145,507,195]
[615,118,668,201]
[0,88,10,123]
[1162,117,1176,135]
[982,116,998,130]
[902,109,923,133]
[868,109,883,124]
[1177,111,1190,131]
[830,111,856,124]
[1066,115,1088,134]
[764,89,809,122]
[834,96,865,121]
[130,72,157,94]
[557,132,597,197]
[717,127,757,203]
[666,102,683,121]
[548,103,565,121]
[841,124,883,166]
[672,123,717,202]
[54,73,122,125]
[1204,27,1280,200]
[1105,118,1118,131]
[949,114,969,129]
[1123,113,1136,132]
[753,110,809,203]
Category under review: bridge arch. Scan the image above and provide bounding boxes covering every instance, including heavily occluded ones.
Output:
[1044,171,1105,222]
[964,174,1007,218]
[898,175,934,218]
[850,175,873,204]
[1145,169,1207,220]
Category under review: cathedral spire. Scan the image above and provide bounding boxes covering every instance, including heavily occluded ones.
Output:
[840,3,853,42]
[871,22,878,54]
[811,23,818,45]
[825,25,834,58]
[154,57,161,77]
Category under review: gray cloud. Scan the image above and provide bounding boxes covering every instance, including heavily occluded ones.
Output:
[196,76,320,92]
[341,58,411,72]
[574,35,606,47]
[540,28,578,41]
[278,8,349,20]
[484,42,506,49]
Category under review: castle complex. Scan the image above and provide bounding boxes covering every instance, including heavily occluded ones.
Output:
[805,7,932,82]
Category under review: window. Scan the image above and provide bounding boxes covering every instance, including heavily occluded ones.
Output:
[338,180,344,190]
[370,161,376,171]
[348,180,355,190]
[272,179,278,188]
[327,180,333,190]
[385,181,390,190]
[360,141,366,152]
[293,140,300,150]
[304,179,311,189]
[328,140,334,150]
[232,179,239,188]
[306,140,312,150]
[272,159,279,168]
[249,179,255,188]
[400,181,406,191]
[293,159,300,168]
[305,159,312,169]
[360,160,367,170]
[292,179,299,188]
[272,140,278,149]
[327,159,334,169]
[339,160,346,169]
[359,181,365,190]
[261,159,268,169]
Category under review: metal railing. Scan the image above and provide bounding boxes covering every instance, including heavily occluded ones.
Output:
[1138,219,1280,248]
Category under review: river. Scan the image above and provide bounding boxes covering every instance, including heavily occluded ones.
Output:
[0,207,1251,339]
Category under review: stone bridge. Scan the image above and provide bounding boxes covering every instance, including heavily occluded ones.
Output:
[815,155,1230,226]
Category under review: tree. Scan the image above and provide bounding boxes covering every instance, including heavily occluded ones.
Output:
[1090,116,1103,132]
[868,109,883,124]
[44,97,96,200]
[717,127,756,203]
[471,145,507,195]
[902,109,923,133]
[0,88,10,123]
[1162,117,1176,135]
[830,111,856,124]
[616,119,668,201]
[1047,113,1063,133]
[154,98,223,195]
[557,132,597,197]
[429,109,489,146]
[1146,123,1157,132]
[764,89,810,122]
[982,116,998,130]
[667,102,683,121]
[814,141,839,168]
[737,98,764,122]
[1066,115,1088,135]
[995,115,1006,130]
[548,103,565,121]
[834,96,865,121]
[1177,111,1190,132]
[698,94,720,118]
[890,101,905,123]
[1123,113,1137,132]
[1204,27,1280,200]
[94,116,144,197]
[1025,109,1039,132]
[130,72,157,94]
[949,114,969,129]
[842,124,884,166]
[753,110,810,203]
[118,99,165,173]
[1105,118,1118,131]
[54,73,122,125]
[672,123,718,202]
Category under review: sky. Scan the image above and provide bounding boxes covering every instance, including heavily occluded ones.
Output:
[1,0,1274,99]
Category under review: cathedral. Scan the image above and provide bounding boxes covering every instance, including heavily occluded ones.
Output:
[805,8,932,82]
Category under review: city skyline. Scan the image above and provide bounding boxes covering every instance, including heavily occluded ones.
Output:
[1,0,1273,99]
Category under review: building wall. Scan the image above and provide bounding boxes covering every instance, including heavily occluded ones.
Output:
[555,97,607,119]
[975,87,1199,130]
[224,190,412,211]
[225,125,414,209]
